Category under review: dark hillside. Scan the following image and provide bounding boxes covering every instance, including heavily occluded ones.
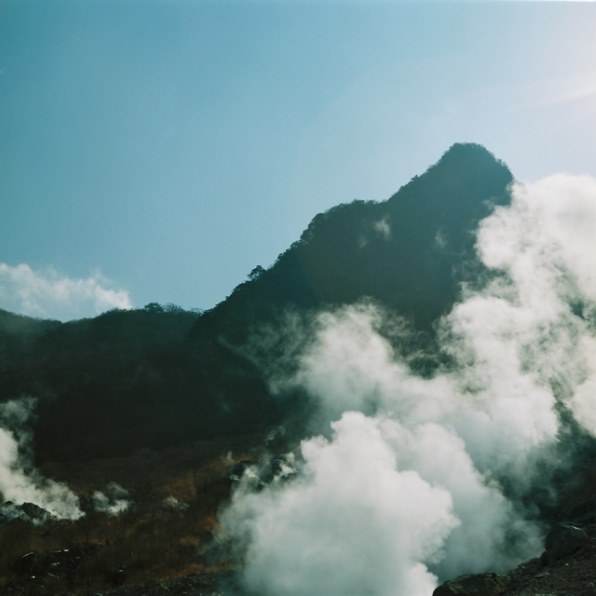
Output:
[3,144,596,595]
[1,144,512,463]
[194,143,512,346]
[0,310,62,398]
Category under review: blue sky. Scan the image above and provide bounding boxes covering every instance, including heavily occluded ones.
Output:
[1,0,595,320]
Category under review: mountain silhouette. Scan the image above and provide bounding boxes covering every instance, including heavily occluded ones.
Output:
[194,142,512,341]
[0,143,513,462]
[6,144,596,596]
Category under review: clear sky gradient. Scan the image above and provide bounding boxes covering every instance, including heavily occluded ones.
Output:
[1,1,595,319]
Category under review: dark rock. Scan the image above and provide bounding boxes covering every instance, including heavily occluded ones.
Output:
[11,544,100,578]
[20,502,51,523]
[433,572,506,596]
[543,522,591,564]
[0,501,52,525]
[99,570,242,595]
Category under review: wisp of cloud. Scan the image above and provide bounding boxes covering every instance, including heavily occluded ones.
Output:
[0,262,132,321]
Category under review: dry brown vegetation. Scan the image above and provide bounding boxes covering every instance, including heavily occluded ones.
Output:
[0,433,260,595]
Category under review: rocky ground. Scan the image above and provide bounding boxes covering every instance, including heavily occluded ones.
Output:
[2,446,595,595]
[5,520,596,596]
[100,518,596,596]
[435,521,596,596]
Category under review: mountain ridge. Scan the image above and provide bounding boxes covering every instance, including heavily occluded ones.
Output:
[1,143,513,462]
[194,142,512,340]
[2,143,596,595]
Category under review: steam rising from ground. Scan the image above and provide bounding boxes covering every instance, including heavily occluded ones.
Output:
[92,483,132,516]
[0,397,82,520]
[220,174,596,595]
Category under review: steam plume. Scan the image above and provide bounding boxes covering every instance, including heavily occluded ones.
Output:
[219,173,596,595]
[0,397,83,521]
[92,482,132,516]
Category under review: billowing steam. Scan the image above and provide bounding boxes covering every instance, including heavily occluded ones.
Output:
[92,482,132,516]
[0,397,83,521]
[219,174,596,595]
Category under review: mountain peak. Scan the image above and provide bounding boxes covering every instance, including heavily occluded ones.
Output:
[389,142,512,207]
[429,143,513,187]
[438,142,509,169]
[442,141,495,157]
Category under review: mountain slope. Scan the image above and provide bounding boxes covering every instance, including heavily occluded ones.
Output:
[3,144,596,596]
[194,143,512,343]
[1,143,513,463]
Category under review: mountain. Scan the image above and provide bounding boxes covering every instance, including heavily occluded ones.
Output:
[0,144,513,464]
[194,142,512,341]
[8,143,594,595]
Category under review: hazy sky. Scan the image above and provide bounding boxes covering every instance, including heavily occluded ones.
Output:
[1,0,595,319]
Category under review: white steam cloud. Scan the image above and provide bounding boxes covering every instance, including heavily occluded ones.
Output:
[220,173,596,595]
[373,218,391,239]
[0,262,132,321]
[0,397,83,521]
[224,413,458,596]
[92,482,132,516]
